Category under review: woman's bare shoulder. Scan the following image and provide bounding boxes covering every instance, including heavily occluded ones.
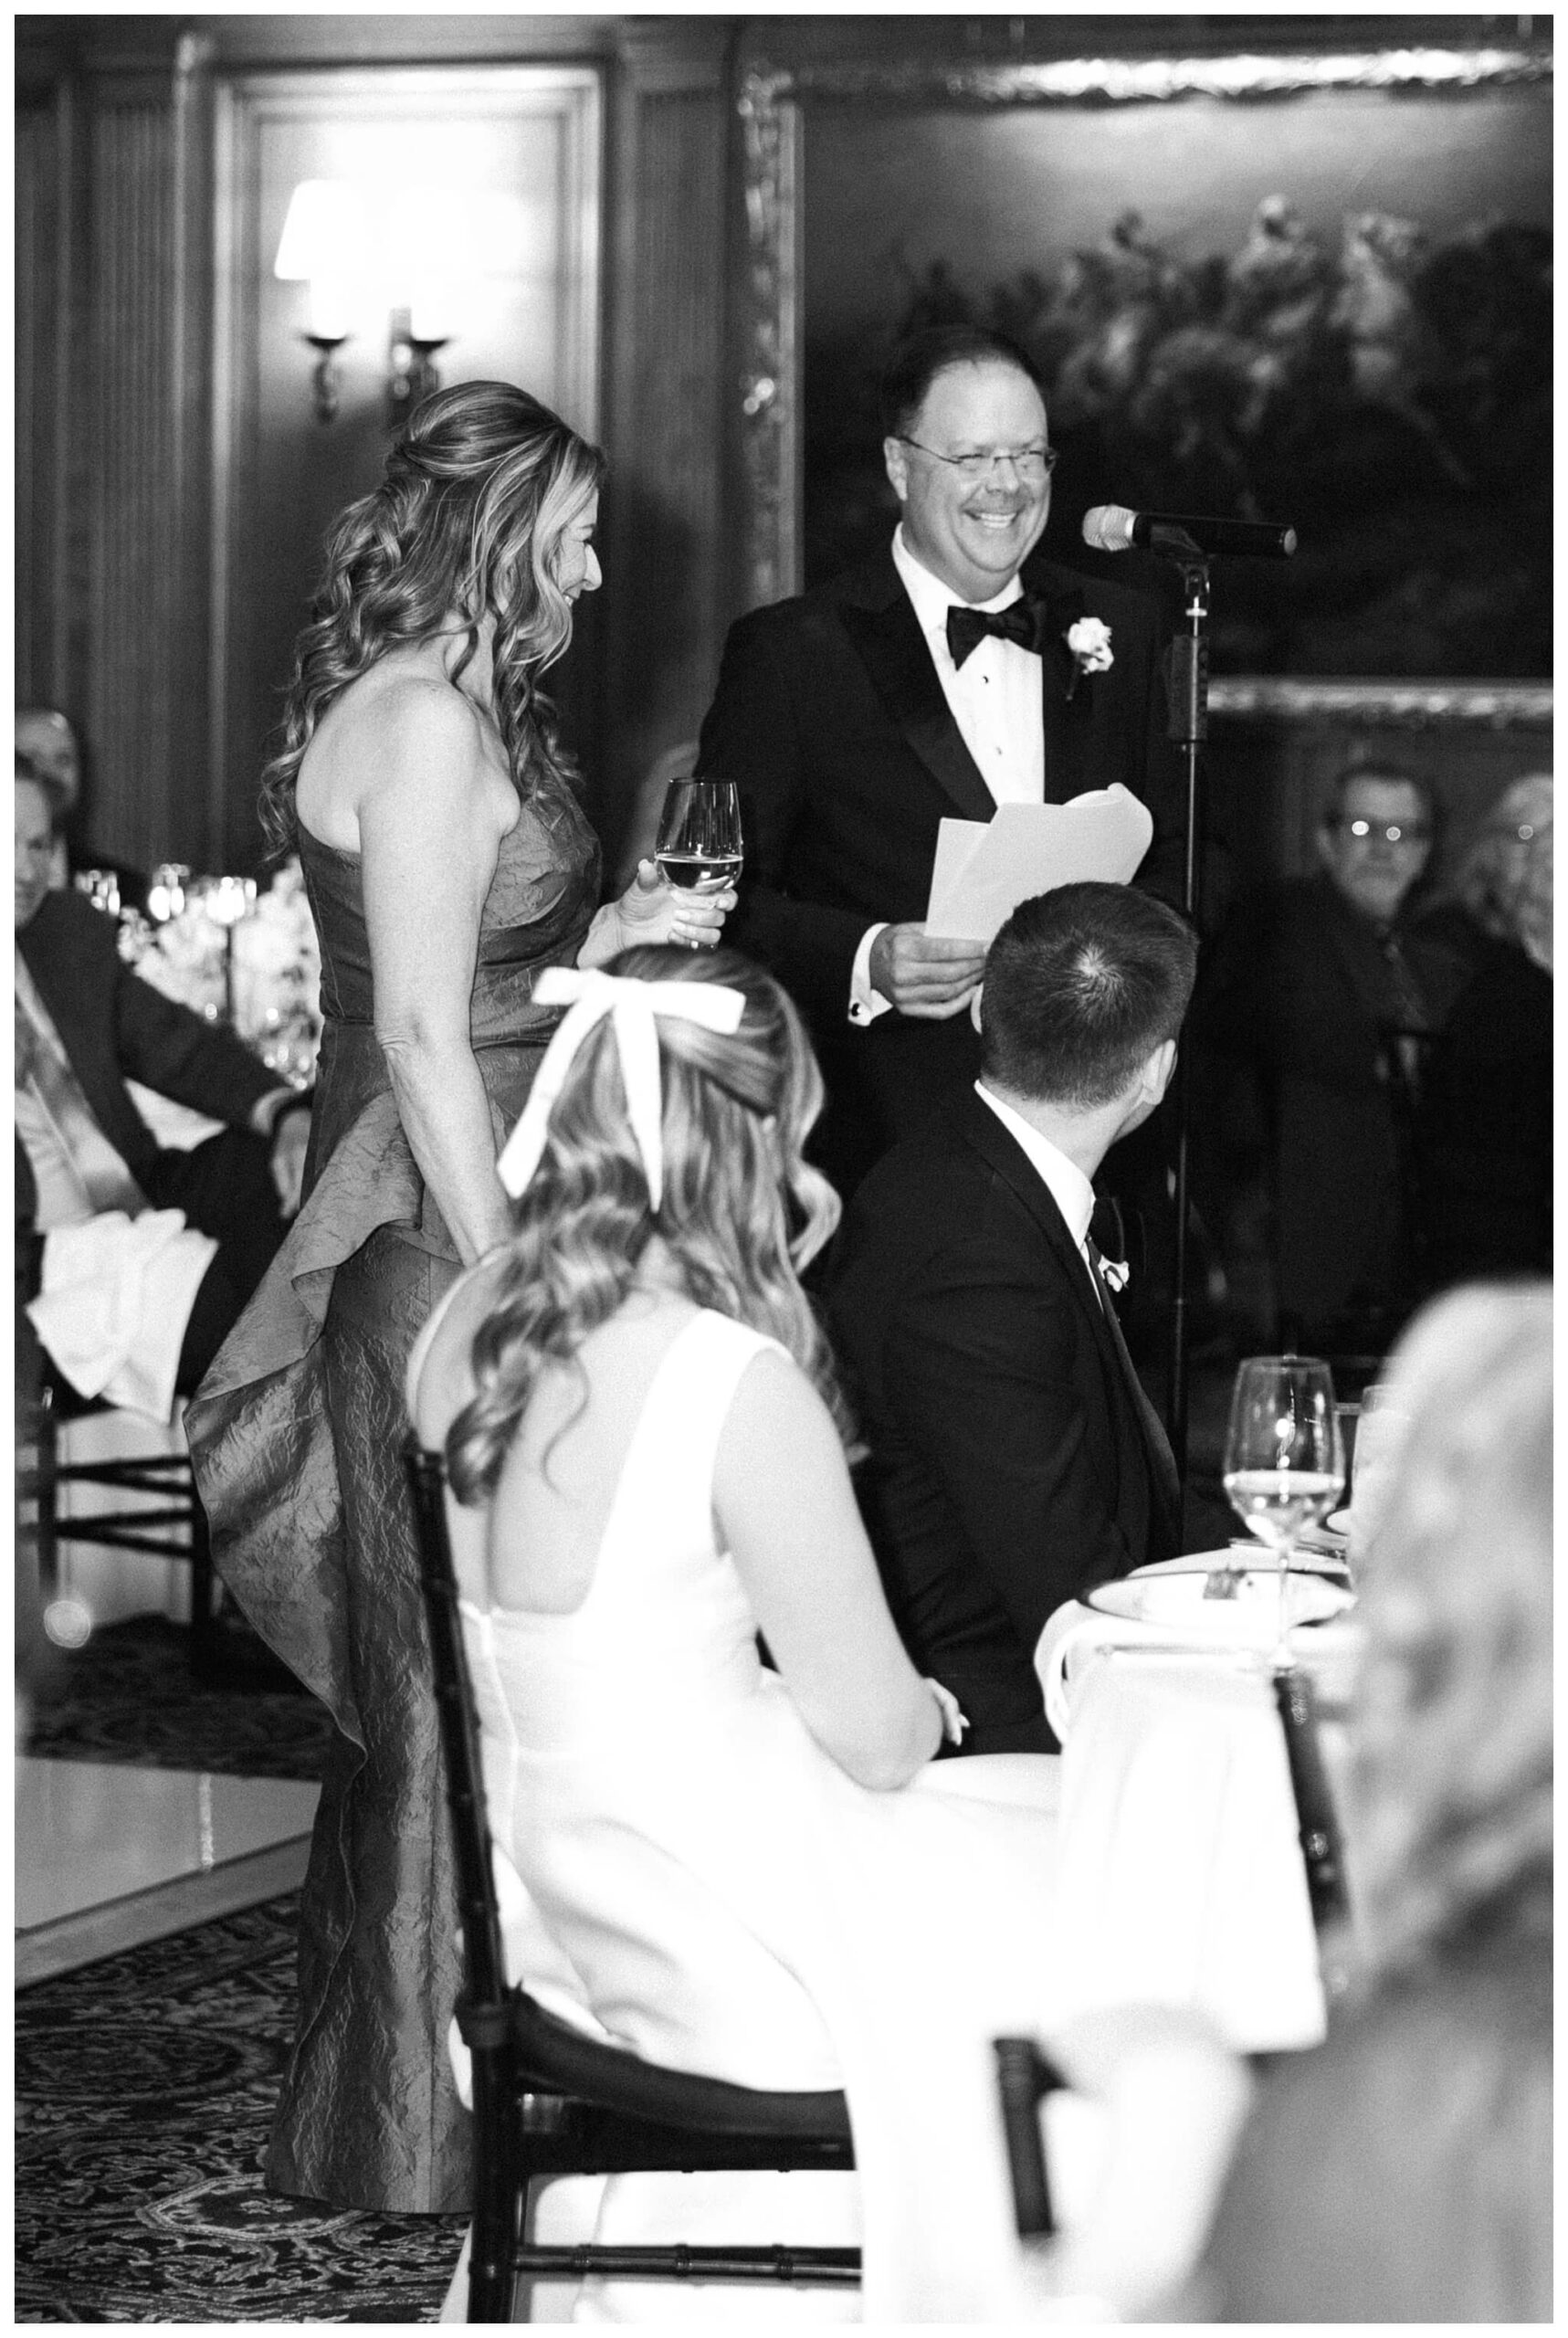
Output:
[301,665,510,845]
[342,671,497,789]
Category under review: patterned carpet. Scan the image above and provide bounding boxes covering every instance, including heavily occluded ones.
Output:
[16,1891,469,2323]
[19,1617,468,2321]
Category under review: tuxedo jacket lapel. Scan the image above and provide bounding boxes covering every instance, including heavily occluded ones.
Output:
[959,1092,1180,1548]
[838,549,1106,816]
[1023,556,1095,805]
[838,564,998,825]
[1090,1261,1184,1539]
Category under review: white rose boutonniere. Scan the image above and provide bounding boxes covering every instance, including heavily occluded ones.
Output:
[1064,616,1114,700]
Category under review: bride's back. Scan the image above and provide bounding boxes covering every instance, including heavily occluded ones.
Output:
[410,1263,701,1617]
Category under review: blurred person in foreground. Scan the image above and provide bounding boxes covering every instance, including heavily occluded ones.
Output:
[1025,1280,1552,2323]
[1193,1279,1552,2322]
[1409,773,1552,1289]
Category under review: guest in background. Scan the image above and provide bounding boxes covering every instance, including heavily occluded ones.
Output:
[15,759,305,1410]
[15,704,147,911]
[185,382,729,2217]
[1197,760,1440,1360]
[695,323,1184,1203]
[1193,1281,1552,2322]
[828,883,1194,1756]
[1409,774,1552,1289]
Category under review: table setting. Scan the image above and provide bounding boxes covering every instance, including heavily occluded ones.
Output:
[1035,1355,1373,2058]
[75,858,323,1153]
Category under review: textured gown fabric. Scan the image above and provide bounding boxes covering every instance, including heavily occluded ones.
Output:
[186,784,599,2214]
[446,1307,1062,2322]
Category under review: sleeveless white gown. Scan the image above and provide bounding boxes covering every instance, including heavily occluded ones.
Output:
[445,1309,1063,2323]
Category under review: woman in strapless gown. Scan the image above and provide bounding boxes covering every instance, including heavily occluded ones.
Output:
[185,385,732,2216]
[409,946,1062,2320]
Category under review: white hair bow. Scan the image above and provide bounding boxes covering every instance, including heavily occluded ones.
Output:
[496,965,746,1209]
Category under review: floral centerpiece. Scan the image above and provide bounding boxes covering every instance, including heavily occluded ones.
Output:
[118,858,321,1087]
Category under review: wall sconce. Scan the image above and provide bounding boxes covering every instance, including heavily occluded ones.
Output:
[274,180,365,421]
[386,306,451,430]
[275,179,527,427]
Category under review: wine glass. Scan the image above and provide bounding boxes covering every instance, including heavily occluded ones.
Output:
[1222,1356,1345,1665]
[654,777,743,917]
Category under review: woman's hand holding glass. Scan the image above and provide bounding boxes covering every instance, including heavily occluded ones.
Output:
[587,775,742,959]
[612,855,736,953]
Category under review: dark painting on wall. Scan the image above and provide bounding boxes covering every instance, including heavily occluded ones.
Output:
[802,83,1551,678]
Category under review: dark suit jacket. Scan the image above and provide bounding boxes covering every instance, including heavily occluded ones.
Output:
[1197,871,1432,1329]
[16,888,278,1223]
[827,1088,1183,1754]
[697,544,1185,1182]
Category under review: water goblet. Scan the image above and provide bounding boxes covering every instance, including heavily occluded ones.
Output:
[1222,1356,1345,1667]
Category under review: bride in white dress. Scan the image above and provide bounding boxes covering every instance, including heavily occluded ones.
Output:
[408,947,1063,2323]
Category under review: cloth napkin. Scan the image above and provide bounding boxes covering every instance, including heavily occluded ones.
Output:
[28,1208,217,1423]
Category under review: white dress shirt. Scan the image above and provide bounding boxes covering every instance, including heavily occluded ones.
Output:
[850,527,1046,1024]
[972,1081,1100,1295]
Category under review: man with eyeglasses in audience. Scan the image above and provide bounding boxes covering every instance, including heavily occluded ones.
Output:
[696,323,1184,1200]
[1198,759,1442,1359]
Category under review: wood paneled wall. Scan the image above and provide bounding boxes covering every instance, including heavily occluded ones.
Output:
[16,16,738,879]
[87,86,180,866]
[598,36,729,873]
[15,80,76,716]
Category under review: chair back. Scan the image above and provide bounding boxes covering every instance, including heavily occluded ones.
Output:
[1272,1664,1351,1934]
[405,1437,509,2013]
[993,2036,1067,2240]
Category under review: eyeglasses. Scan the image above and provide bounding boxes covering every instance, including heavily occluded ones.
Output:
[897,437,1058,483]
[1335,819,1432,847]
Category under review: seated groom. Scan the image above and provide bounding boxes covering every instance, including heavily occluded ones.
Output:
[827,882,1195,1755]
[697,322,1184,1197]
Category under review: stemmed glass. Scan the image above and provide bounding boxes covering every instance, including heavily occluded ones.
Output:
[654,777,743,909]
[1222,1356,1345,1665]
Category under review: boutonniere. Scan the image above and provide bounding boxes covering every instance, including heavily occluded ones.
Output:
[1064,616,1114,701]
[1096,1250,1131,1295]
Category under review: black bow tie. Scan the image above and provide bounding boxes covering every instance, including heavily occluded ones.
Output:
[945,595,1048,669]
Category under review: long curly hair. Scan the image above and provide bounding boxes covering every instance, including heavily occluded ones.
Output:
[258,381,605,853]
[1347,1282,1552,1981]
[447,946,847,1504]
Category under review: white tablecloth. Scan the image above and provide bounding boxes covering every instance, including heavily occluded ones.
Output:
[1037,1562,1332,2056]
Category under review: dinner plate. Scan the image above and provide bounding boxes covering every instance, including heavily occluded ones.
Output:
[1084,1565,1353,1640]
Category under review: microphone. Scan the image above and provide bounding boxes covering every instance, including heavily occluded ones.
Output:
[1082,504,1298,560]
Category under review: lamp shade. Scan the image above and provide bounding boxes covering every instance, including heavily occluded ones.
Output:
[274,180,370,282]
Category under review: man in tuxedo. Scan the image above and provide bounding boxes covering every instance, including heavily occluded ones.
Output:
[697,324,1184,1195]
[15,763,308,1396]
[828,882,1195,1755]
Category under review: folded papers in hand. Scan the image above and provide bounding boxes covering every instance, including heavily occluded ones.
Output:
[925,785,1153,942]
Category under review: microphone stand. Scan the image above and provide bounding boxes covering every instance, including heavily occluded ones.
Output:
[1152,529,1211,1508]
